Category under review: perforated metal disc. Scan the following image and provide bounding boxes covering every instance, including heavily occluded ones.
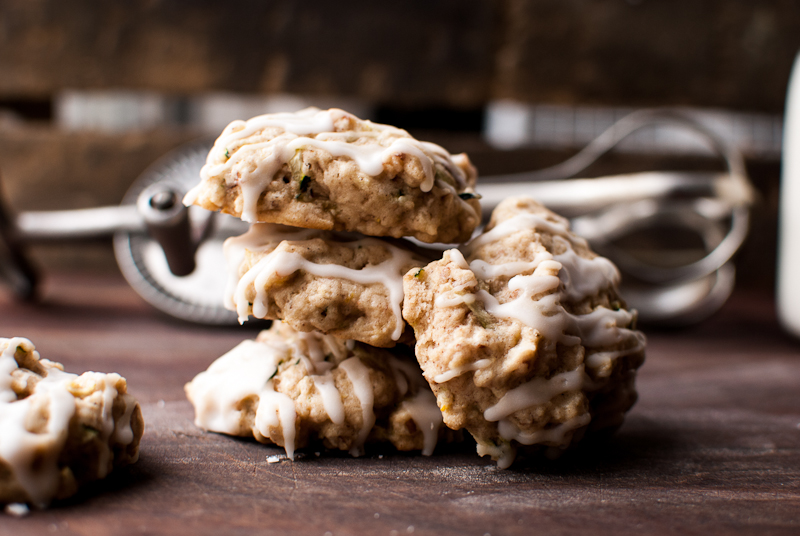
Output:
[113,139,248,325]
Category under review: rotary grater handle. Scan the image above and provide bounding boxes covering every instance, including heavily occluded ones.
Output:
[0,174,200,300]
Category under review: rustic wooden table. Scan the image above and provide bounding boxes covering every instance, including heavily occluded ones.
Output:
[1,272,798,535]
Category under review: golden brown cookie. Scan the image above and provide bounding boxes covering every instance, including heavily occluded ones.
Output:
[402,197,645,468]
[185,322,457,458]
[183,107,481,244]
[224,224,434,347]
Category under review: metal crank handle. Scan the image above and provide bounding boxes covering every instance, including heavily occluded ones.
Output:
[476,171,730,218]
[14,205,145,240]
[1,182,199,301]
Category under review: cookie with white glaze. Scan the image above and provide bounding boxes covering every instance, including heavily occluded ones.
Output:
[185,322,456,458]
[224,223,434,348]
[183,107,481,244]
[402,197,645,468]
[0,337,143,507]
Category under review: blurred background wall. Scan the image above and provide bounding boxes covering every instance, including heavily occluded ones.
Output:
[0,0,798,290]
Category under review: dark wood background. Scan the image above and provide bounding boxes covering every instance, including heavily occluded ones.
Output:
[0,0,796,290]
[1,0,799,111]
[0,0,797,287]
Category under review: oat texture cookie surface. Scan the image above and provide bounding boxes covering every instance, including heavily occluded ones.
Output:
[403,197,646,468]
[185,322,455,458]
[183,107,481,244]
[0,337,143,507]
[224,224,433,347]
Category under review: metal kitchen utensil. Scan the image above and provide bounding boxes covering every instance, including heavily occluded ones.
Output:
[478,108,753,324]
[0,109,754,325]
[0,139,247,324]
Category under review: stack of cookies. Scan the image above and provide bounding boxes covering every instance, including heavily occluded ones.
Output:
[183,108,645,468]
[184,108,479,459]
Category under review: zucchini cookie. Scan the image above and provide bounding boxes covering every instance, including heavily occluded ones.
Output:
[224,223,434,347]
[0,337,143,507]
[185,322,455,459]
[402,197,646,468]
[183,107,481,244]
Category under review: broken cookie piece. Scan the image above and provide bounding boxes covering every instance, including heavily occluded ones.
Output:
[0,337,143,507]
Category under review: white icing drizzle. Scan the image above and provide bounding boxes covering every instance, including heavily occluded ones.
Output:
[187,333,360,459]
[484,366,587,422]
[0,338,135,507]
[223,224,318,311]
[113,395,138,446]
[552,236,620,301]
[434,291,477,308]
[438,209,645,462]
[224,224,416,341]
[447,248,471,270]
[584,332,647,378]
[456,212,640,350]
[186,337,301,459]
[312,374,345,425]
[284,328,344,375]
[386,356,417,397]
[469,257,547,280]
[463,212,582,256]
[477,289,636,348]
[433,359,492,383]
[186,339,286,437]
[255,390,298,459]
[398,390,443,456]
[185,108,471,222]
[187,329,444,458]
[476,441,516,470]
[497,413,592,446]
[338,357,375,457]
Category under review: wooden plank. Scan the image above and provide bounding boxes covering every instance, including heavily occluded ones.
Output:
[1,1,799,110]
[0,274,798,534]
[0,126,198,271]
[494,0,800,112]
[0,0,495,107]
[0,127,195,212]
